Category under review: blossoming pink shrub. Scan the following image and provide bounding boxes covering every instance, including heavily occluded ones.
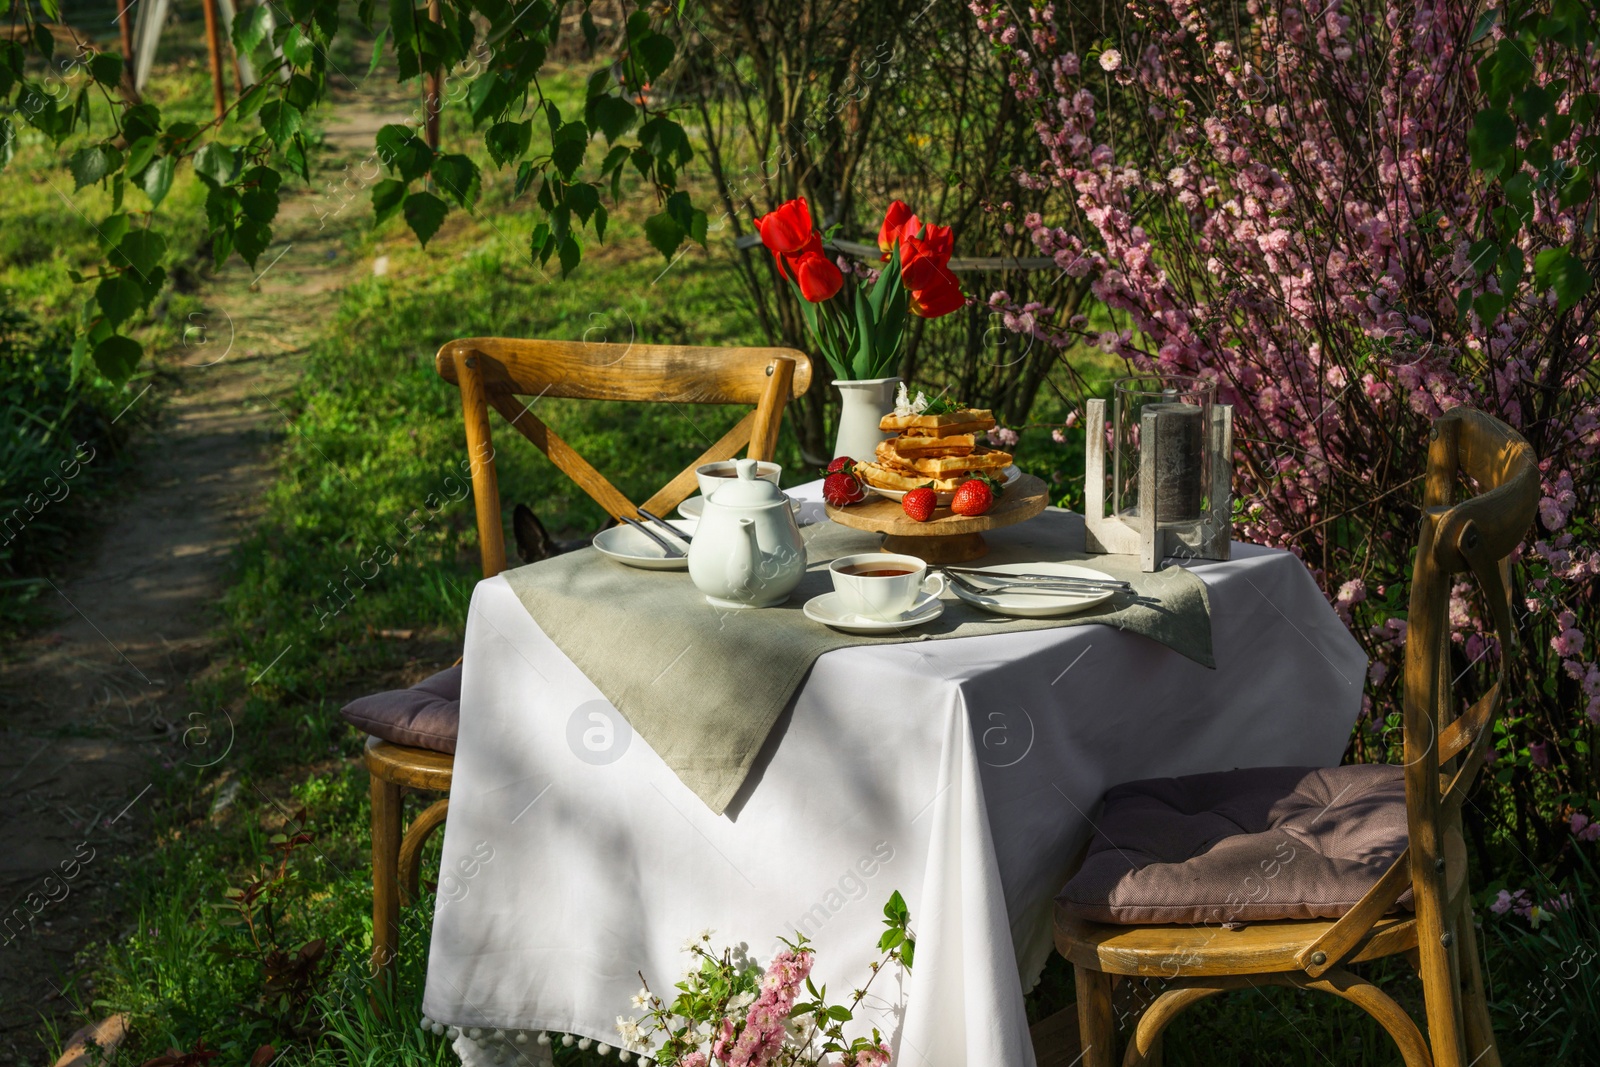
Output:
[975,0,1599,861]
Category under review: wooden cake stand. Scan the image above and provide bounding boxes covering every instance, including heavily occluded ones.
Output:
[824,473,1048,563]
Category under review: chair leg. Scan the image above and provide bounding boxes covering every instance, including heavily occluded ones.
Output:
[370,773,403,994]
[1076,965,1118,1067]
[1456,908,1501,1067]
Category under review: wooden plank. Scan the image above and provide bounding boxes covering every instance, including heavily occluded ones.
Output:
[437,339,813,406]
[638,411,756,518]
[457,352,509,577]
[489,394,638,521]
[748,355,796,461]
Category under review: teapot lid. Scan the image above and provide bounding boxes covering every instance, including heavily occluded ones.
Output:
[708,459,786,507]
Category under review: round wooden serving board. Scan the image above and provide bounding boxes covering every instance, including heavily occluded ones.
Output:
[824,473,1049,563]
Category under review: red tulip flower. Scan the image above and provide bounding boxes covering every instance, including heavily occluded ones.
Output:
[908,272,965,318]
[877,200,914,260]
[755,198,816,255]
[899,218,955,291]
[793,251,845,302]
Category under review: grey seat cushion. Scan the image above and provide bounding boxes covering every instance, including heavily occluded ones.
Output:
[1057,764,1409,925]
[339,665,461,755]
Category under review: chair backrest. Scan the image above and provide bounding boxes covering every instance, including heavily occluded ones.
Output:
[1293,407,1538,983]
[435,338,813,578]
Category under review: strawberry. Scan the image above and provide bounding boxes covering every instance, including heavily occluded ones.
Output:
[901,487,937,522]
[826,456,855,474]
[823,470,866,507]
[950,478,996,516]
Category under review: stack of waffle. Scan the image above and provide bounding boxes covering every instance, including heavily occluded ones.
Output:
[855,407,1013,493]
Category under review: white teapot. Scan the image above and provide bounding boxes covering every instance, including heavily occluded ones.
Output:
[688,458,806,609]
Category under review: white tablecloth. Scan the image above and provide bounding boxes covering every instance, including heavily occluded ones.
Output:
[422,485,1366,1067]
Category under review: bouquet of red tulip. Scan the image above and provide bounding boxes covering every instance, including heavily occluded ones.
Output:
[754,198,964,380]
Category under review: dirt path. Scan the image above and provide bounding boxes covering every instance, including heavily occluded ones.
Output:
[0,89,409,1065]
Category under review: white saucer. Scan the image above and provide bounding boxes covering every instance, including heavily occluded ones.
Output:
[803,590,945,634]
[678,494,802,520]
[948,561,1117,617]
[866,464,1023,504]
[591,519,696,570]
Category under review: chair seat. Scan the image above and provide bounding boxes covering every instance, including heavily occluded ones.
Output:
[340,664,461,754]
[1058,764,1410,926]
[1055,910,1419,978]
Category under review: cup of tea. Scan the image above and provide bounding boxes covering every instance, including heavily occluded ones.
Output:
[697,459,782,500]
[828,553,945,621]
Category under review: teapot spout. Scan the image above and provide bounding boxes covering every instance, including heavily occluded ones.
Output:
[725,518,758,600]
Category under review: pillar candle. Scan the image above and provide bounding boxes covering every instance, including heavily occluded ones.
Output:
[1147,402,1205,523]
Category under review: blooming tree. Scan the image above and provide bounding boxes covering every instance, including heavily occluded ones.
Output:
[976,0,1600,862]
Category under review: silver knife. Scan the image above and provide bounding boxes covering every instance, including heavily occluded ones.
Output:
[638,507,692,543]
[619,515,685,557]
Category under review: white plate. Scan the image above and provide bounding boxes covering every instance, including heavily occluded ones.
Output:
[948,561,1118,618]
[866,465,1022,504]
[592,519,696,570]
[677,494,802,520]
[803,590,945,634]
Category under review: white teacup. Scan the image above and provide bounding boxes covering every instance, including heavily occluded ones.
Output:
[829,553,945,621]
[697,460,782,500]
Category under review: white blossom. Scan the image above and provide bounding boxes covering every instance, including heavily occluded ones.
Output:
[1099,48,1123,72]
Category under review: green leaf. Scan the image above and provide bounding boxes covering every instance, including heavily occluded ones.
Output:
[281,24,315,67]
[92,334,142,381]
[529,222,550,256]
[240,183,279,224]
[1469,7,1499,44]
[551,138,586,179]
[34,24,54,63]
[590,96,636,144]
[1467,110,1516,171]
[285,73,318,110]
[95,274,143,327]
[467,71,514,127]
[260,101,302,146]
[234,220,271,266]
[403,190,448,246]
[643,211,682,259]
[593,204,608,243]
[124,136,157,179]
[431,153,481,208]
[557,234,580,275]
[635,32,675,82]
[485,120,531,167]
[193,142,239,186]
[69,145,119,190]
[140,156,175,208]
[1534,246,1593,313]
[371,179,406,225]
[0,117,13,172]
[367,22,391,76]
[233,5,273,53]
[580,9,597,48]
[376,124,433,182]
[565,182,599,224]
[112,230,167,278]
[89,51,123,88]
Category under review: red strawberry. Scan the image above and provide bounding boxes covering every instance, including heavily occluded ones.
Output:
[826,456,855,474]
[823,470,866,507]
[901,487,937,522]
[950,478,995,516]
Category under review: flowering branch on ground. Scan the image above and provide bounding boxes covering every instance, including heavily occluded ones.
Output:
[619,893,915,1067]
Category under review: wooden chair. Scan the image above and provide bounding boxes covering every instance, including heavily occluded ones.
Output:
[363,338,811,989]
[1052,407,1539,1067]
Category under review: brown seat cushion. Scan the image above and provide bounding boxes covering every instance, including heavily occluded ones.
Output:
[339,665,461,755]
[1057,764,1409,925]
